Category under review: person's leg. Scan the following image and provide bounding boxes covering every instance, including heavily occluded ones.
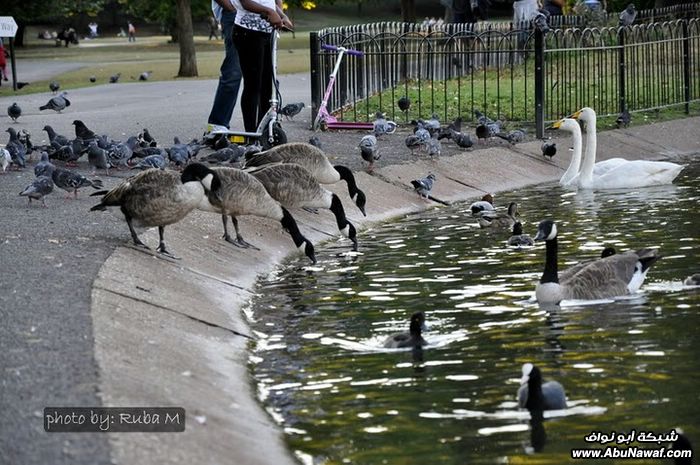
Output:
[257,33,273,128]
[207,11,242,129]
[233,27,266,132]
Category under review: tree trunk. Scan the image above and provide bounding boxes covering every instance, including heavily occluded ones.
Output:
[175,0,198,77]
[400,0,416,22]
[14,24,25,47]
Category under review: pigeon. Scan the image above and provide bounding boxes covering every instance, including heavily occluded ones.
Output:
[39,92,71,112]
[476,121,502,141]
[5,128,27,169]
[203,145,245,165]
[212,134,230,151]
[49,142,81,165]
[131,146,165,160]
[415,127,431,145]
[531,11,550,33]
[73,120,97,141]
[279,102,305,120]
[541,141,557,159]
[34,152,55,177]
[167,137,191,166]
[131,154,167,170]
[17,129,34,154]
[496,128,526,144]
[425,114,441,135]
[138,71,152,81]
[359,135,380,172]
[87,141,111,174]
[108,136,139,168]
[308,135,322,149]
[411,173,436,200]
[138,128,158,148]
[425,136,441,157]
[89,75,97,83]
[51,167,104,199]
[43,125,70,147]
[49,80,60,93]
[616,109,631,128]
[0,148,11,173]
[452,130,474,149]
[437,116,463,139]
[109,73,121,83]
[619,3,637,27]
[373,112,397,136]
[7,103,21,122]
[97,134,114,150]
[19,176,54,207]
[405,134,424,153]
[17,82,30,89]
[398,96,411,113]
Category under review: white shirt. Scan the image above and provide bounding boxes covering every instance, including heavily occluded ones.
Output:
[211,0,234,22]
[232,0,275,33]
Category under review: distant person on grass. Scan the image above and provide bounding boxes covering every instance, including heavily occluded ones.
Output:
[128,22,136,42]
[208,16,220,40]
[232,0,292,132]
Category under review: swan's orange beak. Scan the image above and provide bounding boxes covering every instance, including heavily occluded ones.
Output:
[571,109,583,119]
[550,119,564,129]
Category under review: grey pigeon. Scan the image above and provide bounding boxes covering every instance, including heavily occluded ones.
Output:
[49,80,60,93]
[425,136,441,157]
[138,71,152,81]
[202,145,244,164]
[39,92,71,112]
[541,141,556,159]
[438,117,463,139]
[43,125,69,146]
[359,134,380,172]
[34,152,55,177]
[138,128,158,147]
[17,129,34,155]
[452,130,474,149]
[308,135,322,149]
[411,173,436,200]
[475,121,502,142]
[398,96,410,113]
[373,112,397,136]
[167,137,190,166]
[49,143,79,165]
[109,73,121,83]
[531,11,550,33]
[405,134,423,153]
[131,154,167,170]
[619,4,637,27]
[89,75,97,83]
[73,120,96,141]
[279,102,305,120]
[1,148,11,173]
[496,128,526,144]
[616,109,631,128]
[51,167,104,199]
[87,141,111,174]
[5,128,27,168]
[425,114,441,135]
[108,136,139,168]
[17,82,30,89]
[7,103,21,122]
[19,175,54,206]
[415,127,431,145]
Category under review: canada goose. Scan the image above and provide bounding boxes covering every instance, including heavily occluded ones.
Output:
[249,163,358,251]
[244,143,367,216]
[671,429,693,465]
[507,221,534,246]
[478,202,518,229]
[534,220,661,305]
[570,107,684,189]
[90,163,218,258]
[383,312,427,349]
[601,247,616,258]
[469,193,494,216]
[684,274,700,286]
[197,167,316,263]
[517,363,567,411]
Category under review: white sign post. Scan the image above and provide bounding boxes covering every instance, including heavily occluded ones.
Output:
[0,17,19,90]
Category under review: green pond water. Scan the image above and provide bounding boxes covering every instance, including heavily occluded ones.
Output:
[246,160,699,465]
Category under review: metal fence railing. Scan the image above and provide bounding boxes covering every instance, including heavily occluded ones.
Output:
[309,3,700,137]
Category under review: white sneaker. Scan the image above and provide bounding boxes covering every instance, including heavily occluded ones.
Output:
[207,124,228,134]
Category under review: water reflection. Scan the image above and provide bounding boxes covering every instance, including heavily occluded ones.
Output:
[247,162,699,465]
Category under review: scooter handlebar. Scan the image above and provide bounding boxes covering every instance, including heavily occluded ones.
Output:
[321,44,364,57]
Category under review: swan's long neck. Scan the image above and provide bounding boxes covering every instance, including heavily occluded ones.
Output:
[560,126,583,185]
[540,237,559,284]
[580,114,597,187]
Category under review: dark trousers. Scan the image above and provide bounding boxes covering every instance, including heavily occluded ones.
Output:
[207,11,242,127]
[233,25,272,132]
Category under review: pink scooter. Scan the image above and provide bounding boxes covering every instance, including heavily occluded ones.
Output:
[313,44,375,131]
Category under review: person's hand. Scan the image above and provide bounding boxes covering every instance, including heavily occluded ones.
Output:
[264,9,284,28]
[281,15,294,31]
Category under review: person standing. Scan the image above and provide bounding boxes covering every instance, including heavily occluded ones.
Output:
[542,0,565,16]
[206,0,243,133]
[231,0,291,132]
[128,22,136,42]
[208,16,220,40]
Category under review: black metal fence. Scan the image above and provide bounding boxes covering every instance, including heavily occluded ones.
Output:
[309,3,700,137]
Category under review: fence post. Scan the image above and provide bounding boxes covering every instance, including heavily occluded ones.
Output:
[618,28,627,119]
[534,28,545,139]
[309,32,320,129]
[682,20,690,115]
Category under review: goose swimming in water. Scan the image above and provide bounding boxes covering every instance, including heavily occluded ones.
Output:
[383,312,427,349]
[244,142,367,216]
[477,202,519,229]
[517,363,567,411]
[90,163,218,258]
[569,107,684,189]
[197,167,316,263]
[534,220,661,305]
[249,163,359,251]
[507,221,534,246]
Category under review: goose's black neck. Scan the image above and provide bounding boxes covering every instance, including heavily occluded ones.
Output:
[329,194,348,229]
[540,237,559,284]
[280,207,304,247]
[334,165,356,193]
[525,371,544,411]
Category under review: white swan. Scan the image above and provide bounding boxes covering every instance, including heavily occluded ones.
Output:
[554,118,584,188]
[570,107,684,189]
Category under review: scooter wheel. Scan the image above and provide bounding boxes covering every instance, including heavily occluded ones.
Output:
[319,120,329,132]
[262,122,287,150]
